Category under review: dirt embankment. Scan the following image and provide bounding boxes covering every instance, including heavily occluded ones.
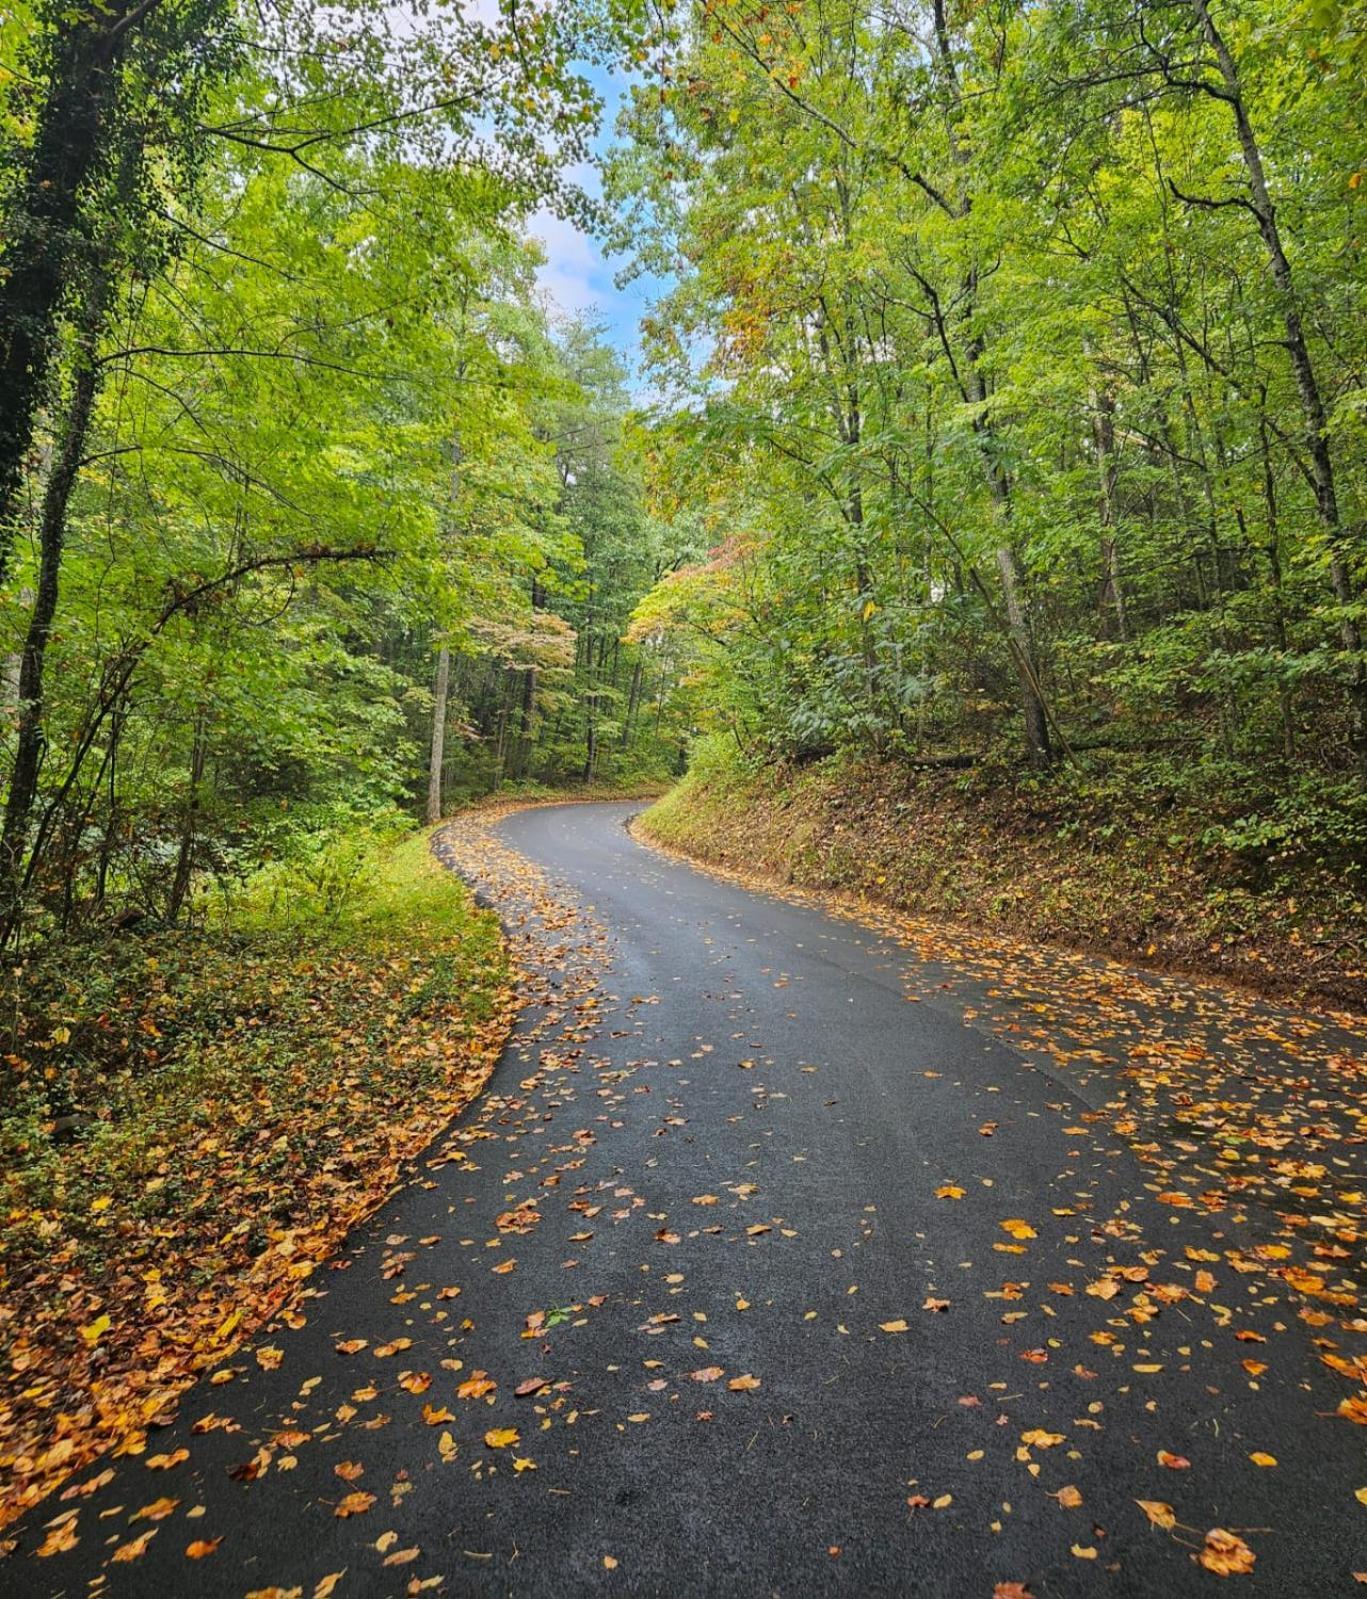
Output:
[637,758,1367,1016]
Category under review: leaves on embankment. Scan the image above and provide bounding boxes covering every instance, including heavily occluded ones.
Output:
[0,834,515,1528]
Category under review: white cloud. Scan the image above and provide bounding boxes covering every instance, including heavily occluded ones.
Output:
[529,208,612,323]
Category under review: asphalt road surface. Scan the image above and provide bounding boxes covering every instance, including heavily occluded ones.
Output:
[8,801,1364,1597]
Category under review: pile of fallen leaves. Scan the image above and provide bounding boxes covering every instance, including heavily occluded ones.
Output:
[643,755,1367,1009]
[0,830,516,1529]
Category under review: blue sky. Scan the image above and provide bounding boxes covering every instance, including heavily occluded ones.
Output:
[528,59,666,380]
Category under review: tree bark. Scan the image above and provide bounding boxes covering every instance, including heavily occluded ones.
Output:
[1188,0,1366,764]
[166,709,207,921]
[0,0,151,576]
[425,644,450,824]
[1089,379,1129,641]
[621,655,644,750]
[0,269,107,942]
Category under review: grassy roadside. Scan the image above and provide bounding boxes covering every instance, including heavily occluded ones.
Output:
[640,755,1367,1014]
[0,829,515,1531]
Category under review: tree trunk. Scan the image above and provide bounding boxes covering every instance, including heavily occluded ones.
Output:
[621,655,644,750]
[0,270,107,942]
[426,644,450,824]
[1089,379,1129,641]
[0,1,145,576]
[512,665,537,779]
[1188,0,1366,765]
[993,541,1051,764]
[167,709,207,922]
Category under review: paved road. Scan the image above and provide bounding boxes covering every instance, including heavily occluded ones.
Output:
[8,802,1364,1596]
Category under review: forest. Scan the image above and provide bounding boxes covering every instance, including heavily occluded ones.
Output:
[0,0,1363,965]
[0,0,1364,1582]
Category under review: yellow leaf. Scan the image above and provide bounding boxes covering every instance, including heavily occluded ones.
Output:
[111,1529,156,1563]
[79,1313,111,1346]
[1136,1499,1176,1531]
[131,1496,179,1522]
[1000,1220,1037,1240]
[484,1428,520,1448]
[334,1491,376,1517]
[1197,1528,1255,1576]
[880,1319,909,1333]
[1249,1452,1277,1467]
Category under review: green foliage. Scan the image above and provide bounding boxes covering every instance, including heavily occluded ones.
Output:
[606,0,1366,865]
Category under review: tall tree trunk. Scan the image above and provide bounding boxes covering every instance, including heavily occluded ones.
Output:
[1088,378,1129,641]
[928,5,1052,764]
[512,665,537,779]
[0,0,146,576]
[621,655,644,750]
[167,709,207,921]
[1187,0,1366,766]
[426,644,450,824]
[0,270,107,942]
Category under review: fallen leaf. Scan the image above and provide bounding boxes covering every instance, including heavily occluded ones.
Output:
[334,1491,376,1517]
[111,1529,157,1562]
[1137,1500,1176,1531]
[132,1497,179,1522]
[1196,1527,1255,1576]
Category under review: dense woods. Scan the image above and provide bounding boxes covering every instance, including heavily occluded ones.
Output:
[0,0,691,955]
[2,0,1362,953]
[1,0,1366,1571]
[615,0,1366,915]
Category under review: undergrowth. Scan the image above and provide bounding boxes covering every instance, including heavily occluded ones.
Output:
[0,827,514,1527]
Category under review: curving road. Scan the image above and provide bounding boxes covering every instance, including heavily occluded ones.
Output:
[8,801,1365,1597]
